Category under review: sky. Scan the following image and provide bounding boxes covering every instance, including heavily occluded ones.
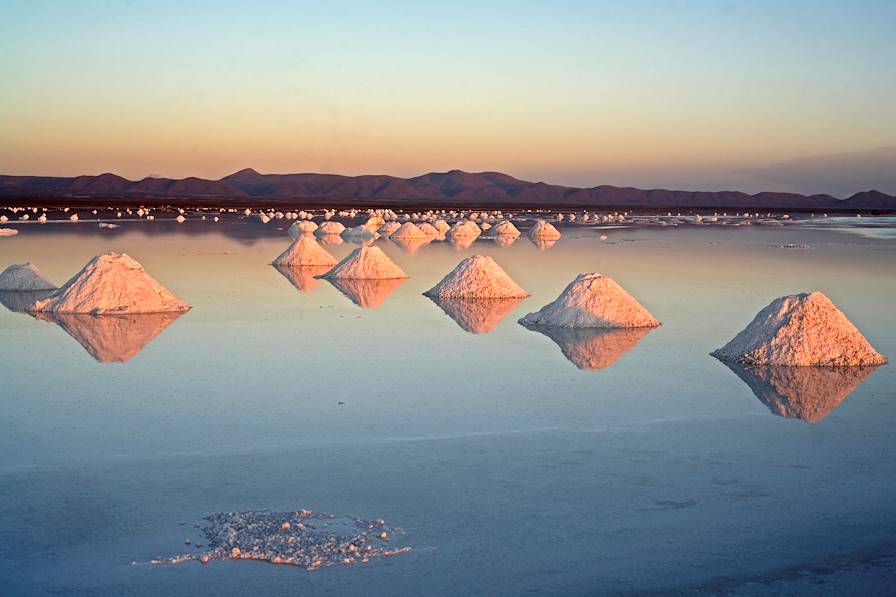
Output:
[1,0,894,195]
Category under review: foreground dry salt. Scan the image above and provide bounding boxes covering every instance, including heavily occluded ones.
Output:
[153,510,410,570]
[712,292,886,367]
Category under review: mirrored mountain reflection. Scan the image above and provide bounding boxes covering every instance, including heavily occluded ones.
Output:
[273,264,332,293]
[0,290,55,312]
[326,277,406,309]
[428,296,524,334]
[521,323,652,371]
[718,361,879,423]
[34,312,185,363]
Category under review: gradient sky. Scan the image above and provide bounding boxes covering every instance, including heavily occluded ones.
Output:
[1,0,894,193]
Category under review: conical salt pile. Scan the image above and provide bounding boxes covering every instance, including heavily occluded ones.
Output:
[424,255,528,299]
[315,221,346,236]
[432,219,450,233]
[390,222,428,240]
[446,221,482,239]
[321,246,408,280]
[288,221,318,238]
[378,222,402,236]
[417,222,440,237]
[272,235,337,267]
[712,292,886,367]
[528,220,561,240]
[488,220,521,237]
[520,273,660,328]
[29,253,191,314]
[0,263,57,291]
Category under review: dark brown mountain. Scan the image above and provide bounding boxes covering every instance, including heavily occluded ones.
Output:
[0,168,893,210]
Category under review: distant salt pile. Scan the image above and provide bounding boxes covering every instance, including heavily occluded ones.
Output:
[322,246,408,280]
[432,219,450,233]
[341,225,379,243]
[417,222,440,237]
[487,220,521,237]
[520,273,659,329]
[272,235,337,267]
[446,220,482,239]
[424,255,528,299]
[316,221,346,236]
[389,222,427,240]
[0,263,57,291]
[364,215,386,230]
[29,253,191,314]
[378,222,402,236]
[153,509,410,570]
[712,292,886,367]
[288,221,318,238]
[528,219,561,240]
[0,228,19,236]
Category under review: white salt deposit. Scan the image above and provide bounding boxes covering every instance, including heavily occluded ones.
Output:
[487,220,521,236]
[0,263,57,292]
[272,235,337,267]
[0,228,18,236]
[288,221,318,238]
[378,222,402,236]
[712,292,886,367]
[446,221,482,239]
[316,221,346,236]
[390,222,428,240]
[417,222,440,237]
[321,246,409,280]
[424,255,528,299]
[29,253,191,314]
[528,220,561,240]
[520,273,660,328]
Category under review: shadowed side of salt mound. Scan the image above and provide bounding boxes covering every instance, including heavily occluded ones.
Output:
[272,234,337,267]
[153,510,410,570]
[29,253,191,314]
[424,255,528,299]
[35,312,184,362]
[327,277,405,309]
[0,263,57,291]
[717,360,879,423]
[321,246,408,280]
[273,264,332,293]
[520,273,660,328]
[428,296,524,334]
[0,289,55,312]
[712,292,887,366]
[522,323,652,370]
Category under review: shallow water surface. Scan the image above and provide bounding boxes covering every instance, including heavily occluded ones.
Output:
[1,220,894,595]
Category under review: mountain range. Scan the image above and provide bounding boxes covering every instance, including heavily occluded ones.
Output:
[1,168,893,210]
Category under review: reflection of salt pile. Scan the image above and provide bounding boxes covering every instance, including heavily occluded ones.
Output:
[449,235,477,250]
[492,235,518,248]
[315,221,346,236]
[424,255,528,298]
[391,236,430,253]
[719,361,879,423]
[273,264,332,293]
[328,277,406,309]
[390,222,427,240]
[36,312,184,363]
[341,225,379,244]
[29,253,191,314]
[428,296,523,334]
[272,235,337,267]
[712,292,886,366]
[321,246,408,279]
[530,237,557,251]
[528,220,561,240]
[0,263,57,291]
[288,221,318,238]
[521,324,652,370]
[520,273,660,328]
[154,509,410,570]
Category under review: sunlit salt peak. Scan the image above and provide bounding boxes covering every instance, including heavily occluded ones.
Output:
[321,246,409,280]
[486,220,521,237]
[272,235,337,267]
[0,263,57,292]
[520,273,660,329]
[528,219,561,240]
[424,255,529,299]
[28,253,191,314]
[288,220,318,238]
[315,221,346,236]
[390,222,428,240]
[712,291,886,367]
[446,220,482,239]
[378,222,402,236]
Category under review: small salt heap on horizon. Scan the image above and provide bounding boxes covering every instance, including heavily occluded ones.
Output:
[272,235,337,267]
[321,246,408,280]
[424,255,528,299]
[487,220,521,237]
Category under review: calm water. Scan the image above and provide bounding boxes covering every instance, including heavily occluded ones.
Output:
[1,219,895,595]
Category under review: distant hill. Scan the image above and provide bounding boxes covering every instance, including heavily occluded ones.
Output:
[0,169,893,210]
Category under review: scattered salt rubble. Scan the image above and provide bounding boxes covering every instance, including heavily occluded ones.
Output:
[486,220,521,237]
[273,264,331,293]
[0,263,57,292]
[425,255,528,299]
[272,235,337,267]
[315,221,346,236]
[390,222,428,240]
[712,292,886,367]
[35,312,184,363]
[29,253,191,314]
[0,228,19,236]
[521,324,653,370]
[153,509,410,570]
[528,220,561,240]
[520,273,660,328]
[720,361,879,423]
[428,296,524,334]
[446,220,482,239]
[328,277,406,309]
[289,221,318,238]
[322,246,408,280]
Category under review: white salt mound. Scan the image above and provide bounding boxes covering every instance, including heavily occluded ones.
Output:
[321,246,408,280]
[488,220,521,236]
[378,222,402,236]
[316,221,346,236]
[447,221,482,239]
[432,219,450,233]
[390,222,427,240]
[528,220,561,240]
[29,253,191,314]
[0,263,57,291]
[417,222,440,237]
[712,291,886,367]
[424,255,528,299]
[288,221,318,238]
[272,235,337,267]
[520,273,659,328]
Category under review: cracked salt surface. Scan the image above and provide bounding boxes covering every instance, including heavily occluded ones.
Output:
[152,510,410,570]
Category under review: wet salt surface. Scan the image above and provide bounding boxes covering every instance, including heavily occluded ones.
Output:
[1,219,895,595]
